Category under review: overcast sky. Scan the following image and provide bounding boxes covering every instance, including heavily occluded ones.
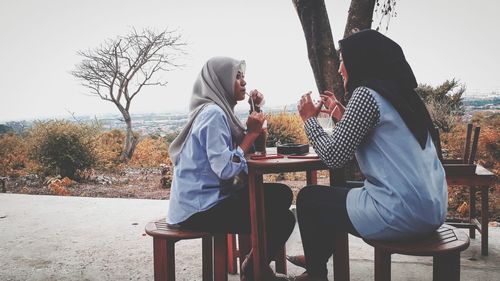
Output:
[1,0,499,122]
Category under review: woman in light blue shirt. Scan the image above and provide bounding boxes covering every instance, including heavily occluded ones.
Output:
[293,30,448,281]
[167,57,294,281]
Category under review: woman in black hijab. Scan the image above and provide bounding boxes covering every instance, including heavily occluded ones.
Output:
[293,29,447,281]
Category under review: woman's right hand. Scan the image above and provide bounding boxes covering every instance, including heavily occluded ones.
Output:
[246,111,265,136]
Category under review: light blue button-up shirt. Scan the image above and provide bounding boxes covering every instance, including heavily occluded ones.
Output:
[167,104,248,224]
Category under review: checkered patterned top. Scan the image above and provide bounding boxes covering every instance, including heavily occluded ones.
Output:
[304,86,380,168]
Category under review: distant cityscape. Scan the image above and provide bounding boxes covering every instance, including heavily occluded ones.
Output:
[1,96,498,137]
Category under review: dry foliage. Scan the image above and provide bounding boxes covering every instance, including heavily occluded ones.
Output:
[0,133,33,177]
[27,120,98,179]
[129,137,171,168]
[266,111,308,146]
[95,129,125,170]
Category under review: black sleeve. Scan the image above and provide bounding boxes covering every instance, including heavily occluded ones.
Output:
[304,86,381,169]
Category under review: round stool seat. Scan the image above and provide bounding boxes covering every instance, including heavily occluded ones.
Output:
[145,218,212,240]
[363,224,470,256]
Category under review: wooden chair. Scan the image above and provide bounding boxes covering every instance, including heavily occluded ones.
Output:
[145,218,228,281]
[363,224,470,281]
[431,123,481,167]
[432,124,489,240]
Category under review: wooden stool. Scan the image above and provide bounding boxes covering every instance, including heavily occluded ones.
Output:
[145,219,228,281]
[363,224,470,281]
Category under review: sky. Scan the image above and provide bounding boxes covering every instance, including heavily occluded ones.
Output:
[1,0,499,122]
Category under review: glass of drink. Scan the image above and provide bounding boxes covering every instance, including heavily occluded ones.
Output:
[254,120,268,155]
[317,112,335,136]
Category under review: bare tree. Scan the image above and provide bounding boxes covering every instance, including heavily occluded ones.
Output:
[72,28,186,161]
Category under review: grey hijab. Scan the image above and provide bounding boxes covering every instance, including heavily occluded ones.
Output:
[168,57,247,164]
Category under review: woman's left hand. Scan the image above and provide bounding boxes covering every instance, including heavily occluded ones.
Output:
[297,92,322,122]
[320,91,345,123]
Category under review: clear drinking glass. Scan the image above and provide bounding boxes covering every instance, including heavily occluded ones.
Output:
[317,112,335,136]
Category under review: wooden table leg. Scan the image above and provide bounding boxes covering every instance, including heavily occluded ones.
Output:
[248,169,269,281]
[481,185,489,255]
[306,170,317,185]
[469,186,476,239]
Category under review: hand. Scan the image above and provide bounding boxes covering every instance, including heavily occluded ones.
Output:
[320,90,345,123]
[248,89,265,111]
[297,91,322,122]
[246,111,265,135]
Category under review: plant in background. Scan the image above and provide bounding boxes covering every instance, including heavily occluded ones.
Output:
[95,129,125,170]
[266,111,308,147]
[28,120,98,180]
[416,79,465,132]
[0,133,31,177]
[129,137,171,168]
[72,28,186,161]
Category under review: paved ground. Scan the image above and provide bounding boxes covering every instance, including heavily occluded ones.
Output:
[1,193,499,281]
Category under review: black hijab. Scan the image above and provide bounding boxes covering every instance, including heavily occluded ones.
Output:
[338,29,434,149]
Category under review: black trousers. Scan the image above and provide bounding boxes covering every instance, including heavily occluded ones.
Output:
[180,183,296,263]
[296,185,361,278]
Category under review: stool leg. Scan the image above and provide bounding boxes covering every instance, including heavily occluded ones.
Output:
[374,248,391,281]
[433,253,460,281]
[214,234,228,281]
[238,234,251,280]
[202,237,214,281]
[227,234,238,274]
[333,232,350,281]
[153,237,175,281]
[274,245,287,274]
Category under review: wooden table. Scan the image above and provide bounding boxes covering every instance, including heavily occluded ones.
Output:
[247,148,350,281]
[445,164,495,255]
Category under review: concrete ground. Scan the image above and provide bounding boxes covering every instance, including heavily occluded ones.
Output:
[1,193,499,281]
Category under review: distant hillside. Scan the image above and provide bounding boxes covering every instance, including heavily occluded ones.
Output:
[1,96,498,136]
[463,96,500,107]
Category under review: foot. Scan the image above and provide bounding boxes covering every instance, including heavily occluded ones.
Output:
[293,272,329,281]
[286,254,306,269]
[241,250,293,281]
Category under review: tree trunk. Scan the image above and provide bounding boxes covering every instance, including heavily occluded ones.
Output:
[292,0,345,103]
[343,0,376,37]
[119,109,138,161]
[293,0,377,181]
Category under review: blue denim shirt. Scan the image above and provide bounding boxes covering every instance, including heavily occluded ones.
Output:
[167,104,248,224]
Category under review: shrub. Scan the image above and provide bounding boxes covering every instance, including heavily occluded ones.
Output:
[95,129,125,170]
[0,133,31,177]
[28,120,98,179]
[129,136,171,167]
[266,111,308,147]
[416,79,465,132]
